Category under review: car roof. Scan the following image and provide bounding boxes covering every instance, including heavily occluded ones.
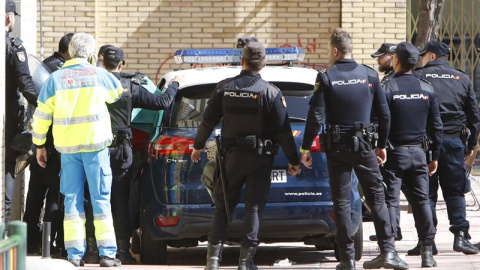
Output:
[161,65,318,89]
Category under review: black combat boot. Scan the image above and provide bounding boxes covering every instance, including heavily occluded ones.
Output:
[408,241,438,256]
[99,256,122,267]
[205,242,223,270]
[83,237,100,263]
[238,246,258,270]
[117,239,137,264]
[453,231,479,255]
[363,251,409,270]
[336,259,355,270]
[420,242,437,268]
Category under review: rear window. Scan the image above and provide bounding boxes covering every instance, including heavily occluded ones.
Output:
[167,82,313,128]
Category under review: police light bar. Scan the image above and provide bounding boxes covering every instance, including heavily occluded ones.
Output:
[174,47,305,64]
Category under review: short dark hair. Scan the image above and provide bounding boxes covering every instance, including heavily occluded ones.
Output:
[329,28,353,54]
[58,33,74,53]
[243,41,266,70]
[397,58,416,72]
[103,58,119,70]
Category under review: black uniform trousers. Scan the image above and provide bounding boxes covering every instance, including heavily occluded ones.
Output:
[23,150,63,251]
[429,137,469,234]
[382,146,435,245]
[109,141,134,240]
[209,150,274,248]
[326,146,394,261]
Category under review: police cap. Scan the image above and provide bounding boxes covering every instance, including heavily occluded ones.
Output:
[419,41,450,56]
[243,41,266,61]
[6,0,20,16]
[98,44,113,58]
[236,37,259,48]
[392,42,419,65]
[104,46,125,65]
[393,42,420,65]
[371,43,396,58]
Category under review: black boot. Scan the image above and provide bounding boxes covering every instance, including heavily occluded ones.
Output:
[363,251,409,270]
[420,242,437,268]
[117,239,137,264]
[408,241,438,256]
[205,242,223,270]
[99,256,122,267]
[453,231,479,255]
[336,259,355,270]
[83,237,100,263]
[238,246,258,270]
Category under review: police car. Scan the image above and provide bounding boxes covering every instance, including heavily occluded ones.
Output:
[135,47,363,264]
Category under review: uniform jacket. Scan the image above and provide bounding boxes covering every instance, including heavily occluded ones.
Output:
[32,58,123,153]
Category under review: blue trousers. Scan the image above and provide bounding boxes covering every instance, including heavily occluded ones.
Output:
[61,148,117,260]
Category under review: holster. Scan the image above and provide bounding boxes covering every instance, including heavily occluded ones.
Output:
[352,122,372,152]
[422,135,433,163]
[235,135,276,156]
[461,124,471,146]
[319,125,333,151]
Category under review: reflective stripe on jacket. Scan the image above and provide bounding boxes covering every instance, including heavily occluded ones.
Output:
[32,58,123,153]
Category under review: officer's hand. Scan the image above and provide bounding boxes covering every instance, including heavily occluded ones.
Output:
[301,153,312,169]
[191,148,204,163]
[464,149,474,162]
[36,147,47,168]
[172,75,184,86]
[428,160,438,176]
[288,163,301,176]
[375,148,387,165]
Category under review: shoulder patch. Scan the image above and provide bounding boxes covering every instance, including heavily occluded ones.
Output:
[314,82,320,92]
[281,96,287,108]
[16,51,25,62]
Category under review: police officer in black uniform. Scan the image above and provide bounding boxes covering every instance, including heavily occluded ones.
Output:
[371,42,396,84]
[382,42,443,267]
[300,29,408,270]
[191,41,300,270]
[411,41,480,255]
[43,33,74,71]
[5,0,38,224]
[23,33,75,256]
[103,46,182,264]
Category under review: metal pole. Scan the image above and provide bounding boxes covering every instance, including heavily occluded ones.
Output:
[8,221,26,270]
[42,222,51,258]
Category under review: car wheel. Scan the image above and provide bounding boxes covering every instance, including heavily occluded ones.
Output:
[333,220,363,262]
[140,214,168,264]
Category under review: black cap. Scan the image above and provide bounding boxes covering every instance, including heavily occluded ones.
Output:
[392,42,419,65]
[371,43,396,58]
[104,46,125,64]
[6,0,20,16]
[243,41,266,61]
[419,41,450,56]
[236,37,259,48]
[98,44,113,57]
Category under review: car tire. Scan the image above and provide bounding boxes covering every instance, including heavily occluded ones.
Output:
[140,214,168,264]
[333,220,363,261]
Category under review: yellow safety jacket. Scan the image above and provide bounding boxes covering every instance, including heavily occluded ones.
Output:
[32,58,123,153]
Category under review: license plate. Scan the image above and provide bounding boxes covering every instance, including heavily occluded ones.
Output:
[271,169,287,183]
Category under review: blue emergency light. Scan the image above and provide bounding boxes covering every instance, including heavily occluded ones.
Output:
[174,47,305,64]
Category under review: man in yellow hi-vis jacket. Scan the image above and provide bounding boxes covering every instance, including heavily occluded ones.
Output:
[32,33,124,267]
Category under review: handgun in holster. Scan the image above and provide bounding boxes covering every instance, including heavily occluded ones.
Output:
[422,135,433,163]
[352,122,371,152]
[461,124,471,147]
[320,124,333,151]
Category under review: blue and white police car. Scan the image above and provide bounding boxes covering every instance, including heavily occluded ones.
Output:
[134,47,363,264]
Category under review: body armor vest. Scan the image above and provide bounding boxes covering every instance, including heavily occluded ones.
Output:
[107,76,133,131]
[221,77,266,140]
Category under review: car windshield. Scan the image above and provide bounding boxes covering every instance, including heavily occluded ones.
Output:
[169,84,312,128]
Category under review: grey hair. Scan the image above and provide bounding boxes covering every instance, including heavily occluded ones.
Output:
[68,33,96,59]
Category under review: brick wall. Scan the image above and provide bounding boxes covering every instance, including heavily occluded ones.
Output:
[36,0,406,82]
[341,0,407,71]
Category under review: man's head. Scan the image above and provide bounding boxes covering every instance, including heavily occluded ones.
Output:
[102,46,125,72]
[96,44,112,67]
[5,0,20,33]
[392,42,419,73]
[420,41,449,66]
[236,37,259,48]
[371,43,396,73]
[328,28,353,64]
[242,41,266,71]
[58,33,74,60]
[68,33,96,64]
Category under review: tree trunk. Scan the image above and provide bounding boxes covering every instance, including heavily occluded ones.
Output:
[414,0,445,49]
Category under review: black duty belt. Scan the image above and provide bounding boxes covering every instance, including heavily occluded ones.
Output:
[443,132,461,139]
[392,143,423,148]
[221,136,277,156]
